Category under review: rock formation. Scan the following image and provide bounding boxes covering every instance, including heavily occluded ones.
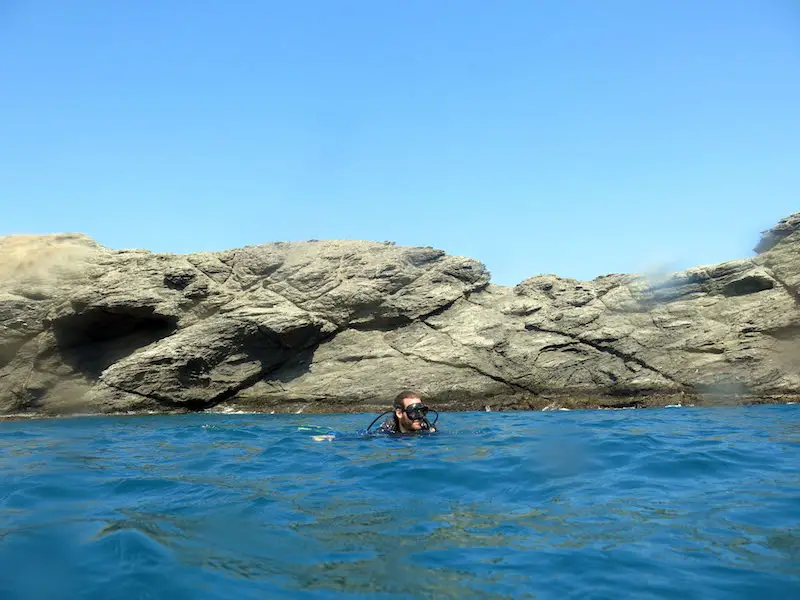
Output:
[1,213,798,418]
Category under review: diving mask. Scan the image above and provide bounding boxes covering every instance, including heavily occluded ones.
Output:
[404,403,429,421]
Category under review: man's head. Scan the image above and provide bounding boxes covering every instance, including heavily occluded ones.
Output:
[393,390,428,432]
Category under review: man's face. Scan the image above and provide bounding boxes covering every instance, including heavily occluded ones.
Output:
[396,396,425,431]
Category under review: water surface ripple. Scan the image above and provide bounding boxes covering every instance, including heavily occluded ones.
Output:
[1,405,798,599]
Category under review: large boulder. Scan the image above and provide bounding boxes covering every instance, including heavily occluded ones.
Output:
[0,236,490,415]
[1,213,798,417]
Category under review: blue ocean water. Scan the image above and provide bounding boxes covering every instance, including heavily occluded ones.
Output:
[1,405,798,600]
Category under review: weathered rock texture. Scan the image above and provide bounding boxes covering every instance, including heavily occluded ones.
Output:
[2,213,799,417]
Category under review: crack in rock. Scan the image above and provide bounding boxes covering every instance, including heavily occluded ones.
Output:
[262,287,322,318]
[106,352,292,412]
[524,323,685,386]
[764,267,800,306]
[682,346,726,355]
[386,336,535,395]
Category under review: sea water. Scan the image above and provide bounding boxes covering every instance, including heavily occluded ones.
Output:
[1,405,798,599]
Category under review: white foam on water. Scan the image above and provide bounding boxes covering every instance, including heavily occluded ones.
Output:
[208,406,252,415]
[0,413,43,420]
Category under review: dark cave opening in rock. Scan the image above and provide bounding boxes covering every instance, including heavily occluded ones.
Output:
[50,307,178,379]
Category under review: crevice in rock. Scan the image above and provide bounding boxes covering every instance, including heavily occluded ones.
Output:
[598,302,651,315]
[764,267,800,306]
[565,366,591,386]
[308,354,375,366]
[461,296,486,309]
[597,398,645,408]
[759,323,800,341]
[0,331,41,369]
[208,252,239,285]
[13,290,50,302]
[721,274,775,297]
[104,381,217,411]
[187,261,226,285]
[681,346,725,355]
[539,341,585,354]
[557,310,602,330]
[593,279,630,301]
[422,317,576,382]
[596,368,619,385]
[217,251,239,268]
[189,293,240,321]
[299,281,346,303]
[183,321,348,408]
[261,286,318,316]
[335,252,351,287]
[524,323,685,386]
[417,289,480,322]
[649,314,664,330]
[404,249,446,268]
[15,334,46,408]
[238,278,267,292]
[163,270,197,290]
[348,289,474,332]
[466,280,491,297]
[102,382,179,407]
[252,319,335,353]
[105,347,301,412]
[349,314,414,332]
[387,337,535,396]
[419,317,456,337]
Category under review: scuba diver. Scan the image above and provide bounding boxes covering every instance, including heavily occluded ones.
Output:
[366,390,438,435]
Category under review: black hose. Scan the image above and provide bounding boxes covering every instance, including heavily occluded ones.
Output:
[365,411,392,434]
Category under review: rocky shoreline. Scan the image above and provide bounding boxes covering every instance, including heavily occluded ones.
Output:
[2,212,798,419]
[1,394,797,423]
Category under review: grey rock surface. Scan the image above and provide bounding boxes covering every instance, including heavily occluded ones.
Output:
[1,213,798,417]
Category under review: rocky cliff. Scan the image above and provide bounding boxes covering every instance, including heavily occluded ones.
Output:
[2,213,798,417]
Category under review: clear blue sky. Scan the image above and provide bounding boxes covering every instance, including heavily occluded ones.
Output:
[1,1,798,285]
